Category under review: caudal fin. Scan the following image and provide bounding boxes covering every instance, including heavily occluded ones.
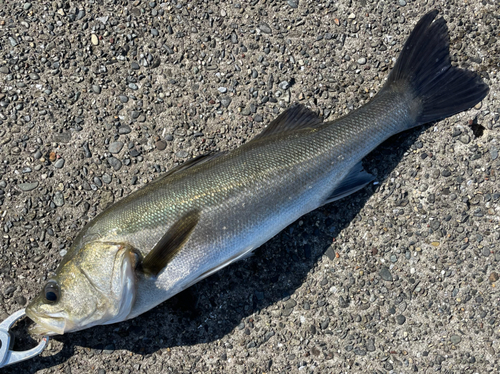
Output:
[383,10,489,125]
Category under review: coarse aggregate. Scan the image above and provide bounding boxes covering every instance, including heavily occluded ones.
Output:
[0,0,499,373]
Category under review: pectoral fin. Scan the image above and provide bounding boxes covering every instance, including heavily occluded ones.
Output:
[140,210,200,277]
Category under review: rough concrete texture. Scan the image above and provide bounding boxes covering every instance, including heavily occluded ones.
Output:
[0,0,499,373]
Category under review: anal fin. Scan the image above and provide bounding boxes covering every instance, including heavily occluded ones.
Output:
[322,162,374,206]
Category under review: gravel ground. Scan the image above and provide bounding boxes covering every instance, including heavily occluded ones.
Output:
[1,0,499,373]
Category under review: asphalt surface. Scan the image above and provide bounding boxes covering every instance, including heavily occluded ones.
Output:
[0,0,499,373]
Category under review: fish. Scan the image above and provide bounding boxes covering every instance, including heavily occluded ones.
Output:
[26,10,488,336]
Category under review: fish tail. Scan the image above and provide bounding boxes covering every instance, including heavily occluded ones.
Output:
[382,10,488,126]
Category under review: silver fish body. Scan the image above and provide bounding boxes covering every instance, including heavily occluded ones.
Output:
[26,11,488,335]
[82,91,410,319]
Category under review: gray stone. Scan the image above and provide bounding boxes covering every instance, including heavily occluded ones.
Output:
[108,157,122,171]
[54,158,65,168]
[379,266,393,282]
[109,141,124,154]
[450,334,462,344]
[220,96,232,108]
[102,173,112,184]
[18,182,39,191]
[490,146,498,160]
[278,81,290,90]
[176,150,189,158]
[118,125,131,134]
[259,22,272,34]
[53,191,65,207]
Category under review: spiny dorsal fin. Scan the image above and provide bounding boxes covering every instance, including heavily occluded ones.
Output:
[161,153,227,179]
[252,104,323,141]
[140,210,200,277]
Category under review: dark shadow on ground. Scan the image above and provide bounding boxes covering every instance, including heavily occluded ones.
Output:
[6,125,430,373]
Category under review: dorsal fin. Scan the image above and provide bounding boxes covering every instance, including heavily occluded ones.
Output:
[140,210,200,277]
[160,152,226,179]
[252,104,323,141]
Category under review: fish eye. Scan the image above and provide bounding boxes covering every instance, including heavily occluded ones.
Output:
[44,281,60,303]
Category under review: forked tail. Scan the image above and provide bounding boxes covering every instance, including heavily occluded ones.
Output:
[382,10,489,126]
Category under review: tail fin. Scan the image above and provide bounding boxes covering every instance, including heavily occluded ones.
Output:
[383,10,489,125]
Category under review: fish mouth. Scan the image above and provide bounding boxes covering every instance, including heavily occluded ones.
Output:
[26,309,66,336]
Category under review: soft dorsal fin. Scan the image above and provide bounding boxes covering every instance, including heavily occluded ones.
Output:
[322,162,374,206]
[252,104,323,141]
[140,210,200,277]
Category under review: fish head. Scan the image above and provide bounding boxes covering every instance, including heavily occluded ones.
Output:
[26,241,137,335]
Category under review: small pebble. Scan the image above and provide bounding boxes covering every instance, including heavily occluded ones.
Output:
[396,314,406,325]
[109,141,124,154]
[53,191,64,207]
[379,267,393,282]
[220,96,232,108]
[259,23,272,34]
[156,140,167,150]
[278,81,290,90]
[102,173,112,184]
[119,125,131,134]
[450,334,462,344]
[490,146,498,160]
[15,295,27,305]
[18,182,39,191]
[108,157,122,171]
[54,158,65,168]
[91,34,99,45]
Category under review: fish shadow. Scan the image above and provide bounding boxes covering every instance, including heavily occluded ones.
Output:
[8,126,430,372]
